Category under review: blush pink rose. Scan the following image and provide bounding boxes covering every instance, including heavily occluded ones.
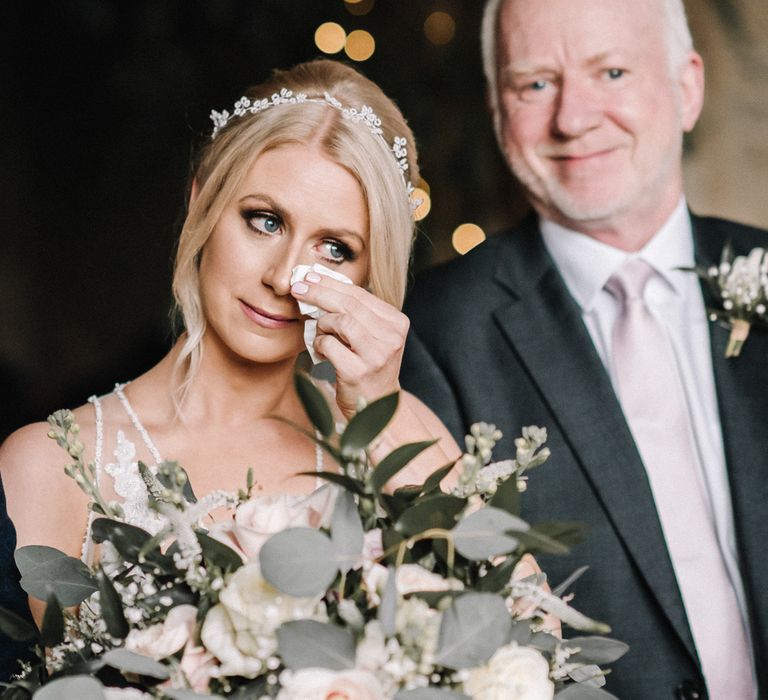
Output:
[277,668,384,700]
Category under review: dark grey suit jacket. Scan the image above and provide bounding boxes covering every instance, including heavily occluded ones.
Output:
[0,476,34,678]
[401,213,768,700]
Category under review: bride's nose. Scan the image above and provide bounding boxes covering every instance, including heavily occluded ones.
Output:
[262,245,308,296]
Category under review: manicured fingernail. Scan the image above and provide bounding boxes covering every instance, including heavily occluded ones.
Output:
[291,281,309,295]
[305,272,321,283]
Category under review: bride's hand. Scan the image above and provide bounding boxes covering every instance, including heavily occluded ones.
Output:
[291,271,408,419]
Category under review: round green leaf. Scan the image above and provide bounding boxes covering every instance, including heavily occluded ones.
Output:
[101,648,170,679]
[277,619,356,670]
[16,545,97,606]
[453,507,529,560]
[32,676,105,700]
[260,527,338,596]
[436,592,512,669]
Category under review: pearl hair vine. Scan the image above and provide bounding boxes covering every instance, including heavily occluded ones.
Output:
[209,88,422,212]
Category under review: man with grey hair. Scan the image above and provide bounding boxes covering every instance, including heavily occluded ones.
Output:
[401,0,767,697]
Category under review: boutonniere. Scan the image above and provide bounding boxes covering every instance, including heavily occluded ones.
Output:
[685,242,768,357]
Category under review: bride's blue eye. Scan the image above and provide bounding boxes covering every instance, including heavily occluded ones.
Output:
[320,239,355,264]
[243,210,282,235]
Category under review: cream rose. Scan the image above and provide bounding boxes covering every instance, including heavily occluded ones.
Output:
[200,562,325,677]
[395,564,463,596]
[123,604,196,660]
[211,488,336,561]
[463,644,554,700]
[276,668,384,700]
[103,689,153,699]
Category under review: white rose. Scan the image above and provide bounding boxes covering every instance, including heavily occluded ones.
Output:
[395,564,463,596]
[464,644,554,700]
[103,690,152,699]
[123,604,196,660]
[211,488,336,561]
[200,563,324,677]
[277,667,384,700]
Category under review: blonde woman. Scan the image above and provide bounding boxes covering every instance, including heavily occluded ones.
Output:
[0,60,461,622]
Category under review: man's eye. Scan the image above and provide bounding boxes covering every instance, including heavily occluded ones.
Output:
[606,68,625,80]
[529,79,549,91]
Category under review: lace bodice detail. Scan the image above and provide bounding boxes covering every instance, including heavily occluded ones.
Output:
[82,383,325,563]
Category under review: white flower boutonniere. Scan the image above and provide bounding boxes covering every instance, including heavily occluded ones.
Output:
[687,243,768,358]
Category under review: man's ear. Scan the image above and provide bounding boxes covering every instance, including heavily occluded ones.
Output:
[679,50,705,133]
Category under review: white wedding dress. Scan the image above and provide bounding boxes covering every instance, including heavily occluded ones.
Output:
[81,382,328,564]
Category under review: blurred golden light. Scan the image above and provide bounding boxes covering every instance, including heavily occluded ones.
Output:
[314,22,347,54]
[424,11,456,45]
[345,30,375,61]
[452,223,486,255]
[417,178,430,195]
[345,0,375,16]
[412,187,431,222]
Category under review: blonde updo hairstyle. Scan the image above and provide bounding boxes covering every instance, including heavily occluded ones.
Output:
[172,59,419,402]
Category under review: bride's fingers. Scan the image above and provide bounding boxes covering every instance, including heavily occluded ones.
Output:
[315,312,404,359]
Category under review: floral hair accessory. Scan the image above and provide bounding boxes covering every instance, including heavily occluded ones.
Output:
[209,88,422,213]
[687,243,768,357]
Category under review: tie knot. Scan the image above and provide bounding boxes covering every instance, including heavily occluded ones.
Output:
[606,257,656,302]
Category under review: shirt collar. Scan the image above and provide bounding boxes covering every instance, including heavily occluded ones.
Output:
[540,198,694,311]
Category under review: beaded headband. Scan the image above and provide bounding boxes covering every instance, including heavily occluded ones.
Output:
[209,88,421,211]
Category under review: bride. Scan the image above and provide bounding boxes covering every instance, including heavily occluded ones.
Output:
[0,59,461,623]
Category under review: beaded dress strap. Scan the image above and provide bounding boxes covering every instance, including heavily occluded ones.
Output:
[82,394,104,563]
[113,383,163,464]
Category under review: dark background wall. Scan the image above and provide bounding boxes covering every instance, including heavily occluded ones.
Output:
[1,0,766,439]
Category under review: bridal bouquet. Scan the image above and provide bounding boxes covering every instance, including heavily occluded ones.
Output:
[0,375,626,699]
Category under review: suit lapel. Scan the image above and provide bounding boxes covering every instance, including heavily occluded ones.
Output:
[490,217,698,660]
[693,218,768,683]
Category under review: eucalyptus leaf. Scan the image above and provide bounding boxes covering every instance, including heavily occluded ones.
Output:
[340,392,399,452]
[552,566,590,597]
[90,519,172,572]
[554,685,619,699]
[395,494,466,537]
[31,676,105,700]
[277,620,356,670]
[331,491,364,574]
[40,590,64,648]
[260,527,338,596]
[197,531,244,573]
[453,507,528,560]
[97,569,129,639]
[568,664,606,686]
[16,546,97,606]
[371,440,437,492]
[488,474,521,515]
[534,521,588,548]
[561,636,629,665]
[435,592,512,669]
[0,605,38,641]
[156,460,198,504]
[101,648,170,679]
[395,690,470,699]
[420,462,455,496]
[295,372,335,437]
[378,567,397,636]
[512,528,571,555]
[298,471,366,496]
[476,555,520,593]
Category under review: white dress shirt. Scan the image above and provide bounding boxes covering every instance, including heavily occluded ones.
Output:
[540,199,754,674]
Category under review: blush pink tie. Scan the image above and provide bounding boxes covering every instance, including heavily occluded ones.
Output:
[607,258,754,699]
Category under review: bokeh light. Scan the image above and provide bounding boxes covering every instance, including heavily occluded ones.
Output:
[452,223,486,254]
[412,187,431,222]
[344,0,375,17]
[345,30,376,61]
[417,178,430,195]
[314,22,346,54]
[424,11,456,46]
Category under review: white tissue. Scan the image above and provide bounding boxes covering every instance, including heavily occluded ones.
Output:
[291,263,353,364]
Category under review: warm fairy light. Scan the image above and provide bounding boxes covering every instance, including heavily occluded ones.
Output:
[345,0,375,16]
[424,11,456,45]
[412,187,431,221]
[452,223,486,255]
[417,178,430,195]
[315,22,347,54]
[345,30,376,61]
